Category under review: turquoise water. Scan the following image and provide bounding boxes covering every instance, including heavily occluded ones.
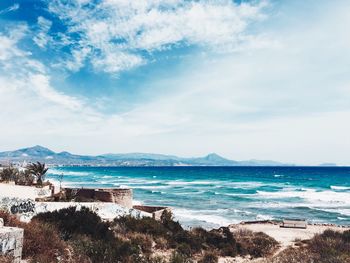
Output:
[47,167,350,228]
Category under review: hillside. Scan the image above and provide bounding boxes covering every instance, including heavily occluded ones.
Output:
[0,146,288,167]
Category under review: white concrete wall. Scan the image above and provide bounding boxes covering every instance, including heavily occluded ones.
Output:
[0,197,150,222]
[0,183,52,199]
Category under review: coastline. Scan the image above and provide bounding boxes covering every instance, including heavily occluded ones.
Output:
[45,166,350,228]
[1,181,349,263]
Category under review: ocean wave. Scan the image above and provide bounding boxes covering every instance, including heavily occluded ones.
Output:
[330,185,350,190]
[48,169,90,176]
[166,180,219,186]
[133,185,170,190]
[256,214,274,220]
[273,174,284,178]
[256,189,350,204]
[173,208,236,227]
[151,190,166,194]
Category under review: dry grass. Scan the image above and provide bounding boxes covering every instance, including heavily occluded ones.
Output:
[265,229,350,263]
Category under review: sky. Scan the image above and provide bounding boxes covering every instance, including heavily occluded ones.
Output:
[0,0,349,165]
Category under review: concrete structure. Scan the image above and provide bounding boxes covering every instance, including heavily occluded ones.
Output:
[0,183,52,200]
[133,205,171,220]
[64,188,133,208]
[0,219,24,263]
[0,197,150,222]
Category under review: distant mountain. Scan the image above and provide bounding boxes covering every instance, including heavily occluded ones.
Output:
[319,163,337,167]
[0,145,290,167]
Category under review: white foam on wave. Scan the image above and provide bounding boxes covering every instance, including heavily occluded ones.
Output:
[133,185,171,190]
[330,185,350,190]
[48,169,91,176]
[166,180,219,186]
[173,208,236,227]
[256,189,350,205]
[256,214,274,220]
[319,208,350,217]
[151,190,166,194]
[273,174,284,178]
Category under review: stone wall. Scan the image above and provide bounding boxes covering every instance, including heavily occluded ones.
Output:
[65,188,133,208]
[0,220,24,263]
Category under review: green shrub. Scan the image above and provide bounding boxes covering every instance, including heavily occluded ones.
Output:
[33,206,113,241]
[114,215,169,237]
[129,233,154,253]
[234,229,278,258]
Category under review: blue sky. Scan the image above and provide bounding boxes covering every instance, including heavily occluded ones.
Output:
[0,0,349,165]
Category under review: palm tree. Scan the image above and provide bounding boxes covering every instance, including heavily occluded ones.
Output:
[27,162,48,186]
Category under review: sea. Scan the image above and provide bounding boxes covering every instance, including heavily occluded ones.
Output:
[46,166,350,228]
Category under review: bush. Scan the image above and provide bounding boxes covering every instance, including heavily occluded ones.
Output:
[114,215,169,238]
[267,229,350,263]
[0,255,13,263]
[34,207,145,263]
[169,252,193,263]
[0,210,74,262]
[234,229,279,258]
[33,206,113,241]
[0,167,19,183]
[1,208,287,262]
[22,220,69,262]
[198,251,218,263]
[129,233,154,253]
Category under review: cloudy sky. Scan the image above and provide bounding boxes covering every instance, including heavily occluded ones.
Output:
[0,0,349,165]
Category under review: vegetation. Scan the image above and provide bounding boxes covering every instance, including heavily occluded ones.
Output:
[0,162,47,186]
[266,229,350,263]
[0,208,279,263]
[26,162,48,186]
[0,167,19,183]
[4,207,349,263]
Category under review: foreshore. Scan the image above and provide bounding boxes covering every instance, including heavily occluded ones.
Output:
[1,181,350,262]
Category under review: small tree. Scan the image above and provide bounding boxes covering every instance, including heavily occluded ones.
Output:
[27,162,48,186]
[17,170,35,186]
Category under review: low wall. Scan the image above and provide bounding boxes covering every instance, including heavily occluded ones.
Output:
[0,183,52,199]
[0,197,149,222]
[65,188,133,208]
[0,221,24,263]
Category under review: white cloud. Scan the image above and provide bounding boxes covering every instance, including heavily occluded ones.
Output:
[29,74,83,110]
[48,0,268,74]
[0,25,85,111]
[0,25,28,61]
[0,3,20,15]
[33,16,53,48]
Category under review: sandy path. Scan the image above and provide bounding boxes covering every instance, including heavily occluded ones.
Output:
[217,221,350,263]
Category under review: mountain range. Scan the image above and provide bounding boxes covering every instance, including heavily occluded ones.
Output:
[0,145,290,167]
